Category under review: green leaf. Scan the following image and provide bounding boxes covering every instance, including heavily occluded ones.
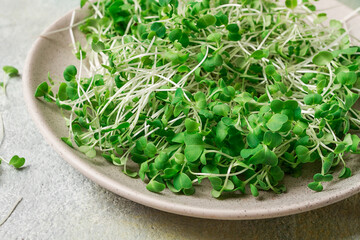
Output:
[295,145,311,163]
[313,173,333,182]
[144,143,157,158]
[223,180,234,191]
[228,32,242,41]
[151,22,166,38]
[293,121,308,135]
[202,165,219,174]
[285,0,297,9]
[314,13,327,24]
[146,180,166,193]
[209,177,222,190]
[266,114,288,131]
[185,118,199,133]
[34,82,49,97]
[169,29,182,42]
[270,100,284,113]
[207,33,222,43]
[215,121,228,143]
[139,162,149,181]
[345,92,359,110]
[249,145,278,166]
[339,167,352,179]
[240,145,263,158]
[172,88,184,105]
[284,100,298,110]
[337,71,357,85]
[116,122,130,130]
[332,47,358,57]
[194,91,206,109]
[154,152,168,170]
[79,146,97,158]
[61,137,73,148]
[183,187,195,195]
[251,49,269,60]
[58,82,68,101]
[162,168,179,179]
[308,182,323,192]
[63,65,77,81]
[123,169,138,178]
[66,86,78,100]
[178,36,188,48]
[80,0,88,8]
[174,153,185,165]
[312,51,333,66]
[269,166,285,182]
[92,41,105,52]
[3,66,19,77]
[177,65,190,73]
[159,0,170,7]
[85,148,97,158]
[304,93,322,105]
[247,131,260,148]
[263,131,282,148]
[215,12,228,26]
[197,15,216,29]
[226,24,239,33]
[322,153,334,174]
[184,132,203,145]
[172,132,184,144]
[185,145,204,162]
[334,143,346,154]
[351,135,360,152]
[114,75,125,88]
[173,173,193,190]
[211,189,222,198]
[213,103,230,117]
[265,65,276,76]
[250,184,259,197]
[136,137,147,151]
[9,155,25,168]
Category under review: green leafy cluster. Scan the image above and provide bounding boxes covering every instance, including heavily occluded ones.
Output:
[35,0,360,197]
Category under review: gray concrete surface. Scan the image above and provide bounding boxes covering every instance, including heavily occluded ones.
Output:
[1,0,360,239]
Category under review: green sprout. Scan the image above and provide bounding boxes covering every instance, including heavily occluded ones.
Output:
[35,0,360,198]
[1,65,19,95]
[0,155,26,169]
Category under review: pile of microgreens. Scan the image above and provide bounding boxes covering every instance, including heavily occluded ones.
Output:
[0,66,26,169]
[36,0,360,197]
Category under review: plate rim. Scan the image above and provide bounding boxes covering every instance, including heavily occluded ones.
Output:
[22,6,360,220]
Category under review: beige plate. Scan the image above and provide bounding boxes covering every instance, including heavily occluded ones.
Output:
[23,1,360,220]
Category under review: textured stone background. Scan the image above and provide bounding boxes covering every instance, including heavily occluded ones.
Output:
[1,0,360,239]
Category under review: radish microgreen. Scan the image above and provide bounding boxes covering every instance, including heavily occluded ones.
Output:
[35,0,360,197]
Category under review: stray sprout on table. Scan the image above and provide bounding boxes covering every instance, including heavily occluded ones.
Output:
[0,65,26,227]
[0,66,26,169]
[36,0,360,197]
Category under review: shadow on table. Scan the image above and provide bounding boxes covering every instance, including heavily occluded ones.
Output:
[130,193,360,240]
[95,185,359,240]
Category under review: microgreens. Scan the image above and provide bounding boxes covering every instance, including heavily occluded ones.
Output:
[36,0,360,198]
[0,155,26,169]
[1,66,19,94]
[0,65,26,170]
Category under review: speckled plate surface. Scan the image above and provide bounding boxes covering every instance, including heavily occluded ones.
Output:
[23,1,360,220]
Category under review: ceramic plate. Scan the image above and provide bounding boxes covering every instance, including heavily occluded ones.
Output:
[23,1,360,220]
